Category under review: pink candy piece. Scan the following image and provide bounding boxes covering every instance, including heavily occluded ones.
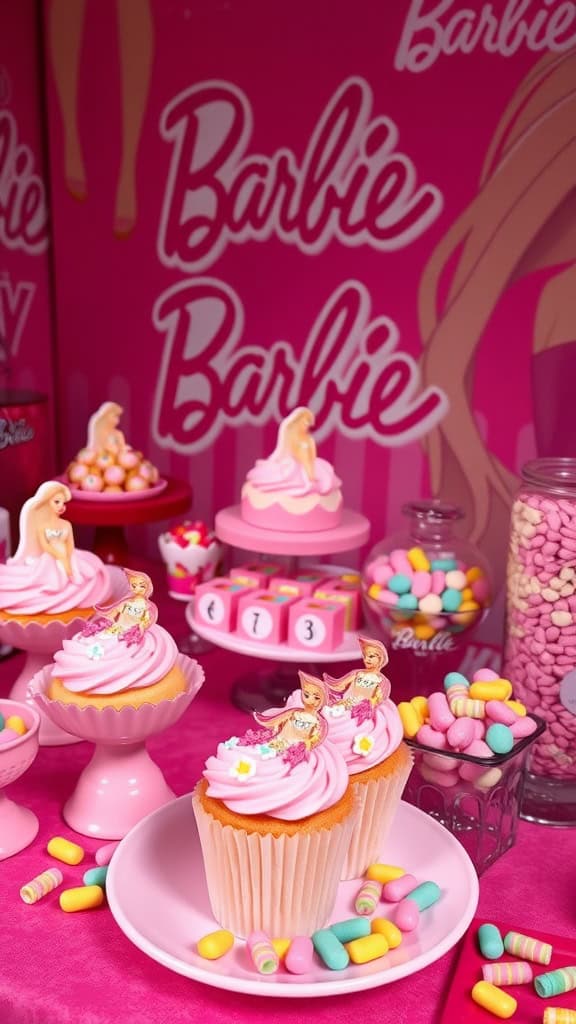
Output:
[416,724,447,749]
[431,570,445,595]
[510,717,538,739]
[95,841,120,867]
[412,571,432,599]
[0,728,20,744]
[463,739,492,758]
[420,762,460,787]
[471,577,490,603]
[372,564,394,585]
[473,720,486,740]
[285,936,314,974]
[485,701,517,726]
[422,752,457,773]
[447,717,476,750]
[396,898,420,932]
[472,668,500,682]
[427,692,455,732]
[390,549,413,575]
[377,589,399,607]
[382,874,418,902]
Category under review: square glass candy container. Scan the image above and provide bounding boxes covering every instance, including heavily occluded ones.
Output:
[404,715,545,875]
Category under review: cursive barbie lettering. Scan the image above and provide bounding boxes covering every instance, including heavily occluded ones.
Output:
[395,0,576,72]
[151,277,447,454]
[0,111,48,253]
[158,77,442,272]
[0,416,34,449]
[392,628,457,652]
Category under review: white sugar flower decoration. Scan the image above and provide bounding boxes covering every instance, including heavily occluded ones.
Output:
[325,703,345,718]
[224,736,240,749]
[353,734,375,757]
[86,643,104,661]
[229,756,256,781]
[258,743,276,760]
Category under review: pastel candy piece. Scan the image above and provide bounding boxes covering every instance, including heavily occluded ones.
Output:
[422,751,457,773]
[505,699,526,716]
[4,715,27,736]
[472,668,500,682]
[431,569,446,594]
[375,589,399,607]
[410,696,429,724]
[445,569,467,590]
[406,547,430,572]
[469,680,513,701]
[463,739,492,758]
[534,966,576,998]
[197,929,234,960]
[382,874,418,902]
[420,763,460,787]
[466,566,484,583]
[474,719,486,739]
[330,917,371,943]
[95,841,120,866]
[485,701,517,725]
[284,936,314,975]
[346,933,389,964]
[47,837,85,866]
[366,864,406,884]
[416,724,447,749]
[474,766,503,790]
[471,981,517,1019]
[395,898,420,932]
[390,549,413,575]
[397,593,418,611]
[510,716,537,738]
[503,931,552,964]
[354,880,382,915]
[405,881,441,911]
[0,728,19,744]
[82,866,108,888]
[372,564,394,585]
[272,938,291,961]
[430,558,457,571]
[471,576,490,603]
[451,698,486,719]
[371,918,403,949]
[441,588,462,612]
[478,923,505,960]
[418,593,443,615]
[59,886,105,913]
[482,961,533,986]
[0,712,4,730]
[447,717,476,750]
[485,723,514,754]
[388,573,413,595]
[398,702,420,738]
[247,931,279,974]
[312,929,349,970]
[427,692,455,731]
[411,571,432,598]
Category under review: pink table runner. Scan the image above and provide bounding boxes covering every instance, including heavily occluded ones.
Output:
[0,587,574,1024]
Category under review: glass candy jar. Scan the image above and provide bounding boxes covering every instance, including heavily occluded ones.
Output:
[503,458,576,826]
[362,501,492,698]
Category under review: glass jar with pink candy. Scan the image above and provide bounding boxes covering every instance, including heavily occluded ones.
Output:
[503,458,576,826]
[361,501,493,699]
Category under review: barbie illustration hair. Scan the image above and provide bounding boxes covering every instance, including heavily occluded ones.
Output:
[12,480,72,561]
[419,47,576,545]
[358,635,388,666]
[87,401,124,448]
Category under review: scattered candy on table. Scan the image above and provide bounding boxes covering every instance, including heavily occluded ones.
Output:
[482,961,533,986]
[95,841,120,866]
[47,836,85,866]
[471,980,518,1019]
[83,866,108,888]
[504,930,553,965]
[534,967,576,998]
[478,923,505,960]
[59,885,105,913]
[20,868,63,905]
[544,1011,576,1024]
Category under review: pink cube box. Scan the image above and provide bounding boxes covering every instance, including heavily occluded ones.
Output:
[313,580,363,630]
[194,576,250,631]
[288,598,346,653]
[268,569,331,599]
[230,561,284,589]
[236,589,299,645]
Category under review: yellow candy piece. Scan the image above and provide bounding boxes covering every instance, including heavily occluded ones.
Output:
[272,938,291,961]
[368,583,382,599]
[197,929,234,960]
[505,699,526,716]
[47,836,85,866]
[452,599,481,626]
[469,680,513,701]
[414,624,436,641]
[471,980,517,1019]
[60,885,104,913]
[410,696,429,725]
[398,701,420,738]
[371,918,403,949]
[5,715,28,736]
[346,933,389,964]
[406,547,430,572]
[461,587,474,601]
[366,864,406,885]
[466,566,484,583]
[341,573,361,585]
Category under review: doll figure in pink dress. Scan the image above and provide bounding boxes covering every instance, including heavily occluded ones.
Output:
[246,407,340,497]
[87,401,127,455]
[253,672,329,752]
[10,481,87,582]
[325,636,391,710]
[82,569,156,645]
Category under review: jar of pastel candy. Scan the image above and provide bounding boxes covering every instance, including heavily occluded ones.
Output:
[503,458,576,826]
[362,501,492,697]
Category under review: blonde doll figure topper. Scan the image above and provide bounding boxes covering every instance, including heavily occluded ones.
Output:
[325,636,391,710]
[87,401,126,454]
[81,569,157,645]
[12,480,77,579]
[246,406,341,495]
[253,671,329,754]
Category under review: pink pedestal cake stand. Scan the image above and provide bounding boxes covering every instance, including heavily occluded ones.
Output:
[0,698,41,860]
[212,505,370,711]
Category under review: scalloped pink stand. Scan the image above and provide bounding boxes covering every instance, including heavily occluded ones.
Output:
[0,699,41,860]
[213,505,370,710]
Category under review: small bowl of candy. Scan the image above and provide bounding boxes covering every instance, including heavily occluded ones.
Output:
[158,520,222,601]
[0,697,41,860]
[399,671,545,875]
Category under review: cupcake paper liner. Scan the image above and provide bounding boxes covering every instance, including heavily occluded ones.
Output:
[28,654,204,745]
[343,747,414,880]
[193,790,356,938]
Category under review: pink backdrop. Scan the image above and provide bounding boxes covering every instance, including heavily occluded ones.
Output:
[34,2,576,574]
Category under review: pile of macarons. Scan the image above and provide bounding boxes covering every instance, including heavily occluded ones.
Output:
[362,546,491,639]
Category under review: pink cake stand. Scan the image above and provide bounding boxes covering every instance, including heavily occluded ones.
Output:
[0,698,41,860]
[0,565,127,747]
[213,505,370,710]
[29,655,204,839]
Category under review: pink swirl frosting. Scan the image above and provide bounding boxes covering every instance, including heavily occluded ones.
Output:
[0,551,110,614]
[246,455,341,497]
[50,624,178,694]
[287,691,404,775]
[203,737,349,820]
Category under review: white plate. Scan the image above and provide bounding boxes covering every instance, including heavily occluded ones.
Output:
[107,795,479,998]
[186,602,363,663]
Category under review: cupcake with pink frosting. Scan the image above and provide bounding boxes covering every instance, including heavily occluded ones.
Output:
[241,407,343,531]
[193,671,355,938]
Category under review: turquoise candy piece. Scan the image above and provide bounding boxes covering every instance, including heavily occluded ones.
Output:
[478,923,504,960]
[485,723,514,755]
[388,573,412,595]
[405,881,441,911]
[430,559,457,571]
[82,866,108,888]
[441,588,462,612]
[0,712,4,731]
[444,671,469,691]
[330,918,371,943]
[397,593,418,610]
[311,929,349,970]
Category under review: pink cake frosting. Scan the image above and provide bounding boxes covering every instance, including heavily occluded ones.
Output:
[50,623,178,694]
[0,551,110,616]
[203,734,349,820]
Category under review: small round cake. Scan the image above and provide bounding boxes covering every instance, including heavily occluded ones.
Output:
[240,407,343,531]
[47,569,187,710]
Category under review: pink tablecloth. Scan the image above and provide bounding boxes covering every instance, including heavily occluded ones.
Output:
[0,582,575,1024]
